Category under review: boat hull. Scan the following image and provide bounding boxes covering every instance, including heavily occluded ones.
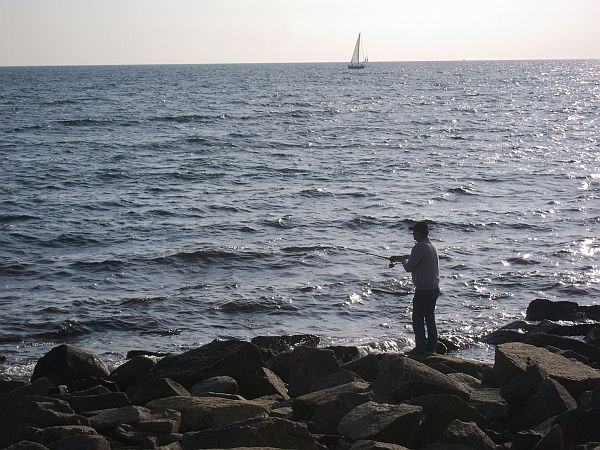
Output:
[347,64,365,69]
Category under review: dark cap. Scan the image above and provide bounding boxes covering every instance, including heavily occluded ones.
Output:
[409,221,429,235]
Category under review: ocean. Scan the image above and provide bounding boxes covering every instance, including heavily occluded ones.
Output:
[1,60,599,379]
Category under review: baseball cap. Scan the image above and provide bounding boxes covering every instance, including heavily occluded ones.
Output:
[409,221,429,234]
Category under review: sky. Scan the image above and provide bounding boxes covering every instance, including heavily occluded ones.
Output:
[1,0,599,66]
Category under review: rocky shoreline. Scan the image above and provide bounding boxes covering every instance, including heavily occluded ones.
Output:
[1,298,600,450]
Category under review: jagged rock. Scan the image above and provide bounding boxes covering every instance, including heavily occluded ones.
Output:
[137,408,182,433]
[270,406,293,418]
[349,441,410,450]
[554,407,600,447]
[66,377,118,393]
[288,346,340,397]
[114,423,182,447]
[192,392,245,400]
[243,368,288,400]
[512,378,577,430]
[88,405,151,432]
[21,425,98,445]
[405,394,486,444]
[326,345,366,364]
[182,416,324,449]
[526,299,581,321]
[5,442,49,450]
[251,334,319,353]
[513,430,544,450]
[312,369,365,392]
[532,424,564,450]
[337,401,422,446]
[190,376,238,396]
[149,340,263,393]
[69,385,111,396]
[467,387,508,421]
[31,345,109,386]
[342,354,380,382]
[127,378,190,405]
[481,327,527,345]
[46,433,111,450]
[445,372,481,393]
[500,363,547,410]
[371,355,470,403]
[63,392,131,413]
[524,333,600,364]
[423,355,490,379]
[145,395,268,432]
[584,327,600,348]
[435,419,496,450]
[494,342,600,397]
[482,320,599,345]
[293,382,371,434]
[0,378,27,399]
[109,355,155,390]
[481,366,500,388]
[2,378,52,402]
[265,350,292,383]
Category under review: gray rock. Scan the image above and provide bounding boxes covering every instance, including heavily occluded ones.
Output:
[532,424,564,450]
[494,342,600,397]
[5,442,49,450]
[88,405,151,432]
[337,401,422,446]
[311,369,365,392]
[555,407,600,447]
[114,423,182,447]
[137,408,182,433]
[467,387,508,421]
[500,363,547,410]
[22,425,98,445]
[245,367,288,400]
[288,346,340,397]
[150,340,263,393]
[526,299,581,321]
[584,327,600,348]
[46,433,111,450]
[182,416,323,450]
[435,419,496,450]
[445,372,481,393]
[127,377,190,405]
[405,394,486,444]
[342,354,380,382]
[293,381,371,434]
[190,375,238,396]
[513,378,577,430]
[371,355,470,403]
[31,345,109,386]
[109,355,155,390]
[525,333,600,365]
[63,392,131,413]
[423,355,490,379]
[349,441,410,450]
[145,395,268,432]
[513,430,544,450]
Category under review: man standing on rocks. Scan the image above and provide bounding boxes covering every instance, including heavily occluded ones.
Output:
[390,221,440,356]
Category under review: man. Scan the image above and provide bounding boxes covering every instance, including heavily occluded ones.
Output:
[390,221,440,355]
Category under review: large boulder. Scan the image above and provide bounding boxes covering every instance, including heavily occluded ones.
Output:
[21,425,98,445]
[555,407,600,447]
[349,441,410,450]
[108,355,155,390]
[494,342,600,396]
[434,420,496,450]
[343,354,380,382]
[182,416,323,449]
[126,378,190,405]
[466,387,508,422]
[371,355,470,403]
[150,339,264,392]
[190,376,238,396]
[62,392,130,413]
[88,405,151,432]
[526,299,581,321]
[423,355,490,380]
[145,395,268,432]
[337,401,422,447]
[524,333,600,365]
[46,434,110,450]
[288,346,340,397]
[31,345,109,386]
[244,367,289,400]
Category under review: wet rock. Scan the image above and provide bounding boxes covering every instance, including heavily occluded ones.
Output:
[190,375,238,396]
[326,345,366,364]
[145,395,268,432]
[531,424,564,450]
[46,433,111,450]
[435,419,496,450]
[405,394,486,444]
[31,345,109,386]
[526,299,581,321]
[127,378,190,405]
[150,340,263,393]
[251,334,319,353]
[182,416,323,449]
[244,367,288,400]
[109,355,156,390]
[494,342,600,397]
[288,346,340,397]
[423,355,490,379]
[342,354,380,382]
[525,333,600,365]
[349,441,410,450]
[126,350,171,359]
[512,378,577,430]
[371,355,470,403]
[88,405,151,432]
[293,381,371,434]
[337,401,422,447]
[584,327,600,348]
[63,392,131,413]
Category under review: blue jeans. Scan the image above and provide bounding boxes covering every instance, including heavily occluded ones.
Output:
[412,288,439,353]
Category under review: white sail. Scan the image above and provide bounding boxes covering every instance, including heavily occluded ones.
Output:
[350,34,361,65]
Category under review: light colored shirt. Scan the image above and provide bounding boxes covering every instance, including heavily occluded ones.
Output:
[402,237,439,290]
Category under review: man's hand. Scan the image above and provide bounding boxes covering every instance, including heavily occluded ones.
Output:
[389,255,409,263]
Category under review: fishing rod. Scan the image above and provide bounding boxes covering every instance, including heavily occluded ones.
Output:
[343,247,397,268]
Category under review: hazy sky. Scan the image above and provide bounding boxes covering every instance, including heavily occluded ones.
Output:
[1,0,599,66]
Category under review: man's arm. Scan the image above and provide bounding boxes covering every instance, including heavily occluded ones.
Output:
[402,245,422,272]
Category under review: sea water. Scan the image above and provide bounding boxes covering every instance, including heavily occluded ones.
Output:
[1,61,599,378]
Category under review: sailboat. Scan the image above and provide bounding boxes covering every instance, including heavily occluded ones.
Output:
[348,33,368,69]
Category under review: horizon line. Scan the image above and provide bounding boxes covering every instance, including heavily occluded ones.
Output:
[1,57,599,69]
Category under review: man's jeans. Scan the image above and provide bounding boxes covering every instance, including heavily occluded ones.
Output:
[412,288,440,353]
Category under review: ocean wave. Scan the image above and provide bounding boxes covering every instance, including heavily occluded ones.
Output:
[45,232,100,247]
[69,259,126,271]
[32,320,91,340]
[56,118,113,127]
[151,113,227,123]
[219,298,298,314]
[0,214,39,223]
[151,248,268,265]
